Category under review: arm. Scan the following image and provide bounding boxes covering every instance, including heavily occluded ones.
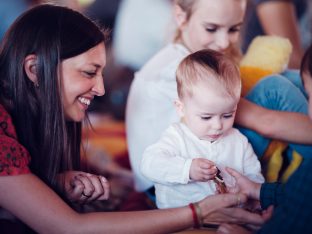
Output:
[241,136,264,183]
[235,98,312,144]
[0,173,255,233]
[141,140,193,185]
[141,127,217,185]
[256,1,303,69]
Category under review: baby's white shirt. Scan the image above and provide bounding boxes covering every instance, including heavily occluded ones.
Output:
[141,122,264,209]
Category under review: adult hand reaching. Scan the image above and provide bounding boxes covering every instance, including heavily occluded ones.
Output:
[198,193,268,225]
[217,206,273,233]
[226,167,262,200]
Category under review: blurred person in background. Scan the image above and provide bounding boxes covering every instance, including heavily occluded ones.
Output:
[242,0,312,69]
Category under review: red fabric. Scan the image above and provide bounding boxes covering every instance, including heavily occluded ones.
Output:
[0,104,31,175]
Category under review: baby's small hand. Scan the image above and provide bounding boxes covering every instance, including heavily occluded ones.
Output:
[190,158,217,181]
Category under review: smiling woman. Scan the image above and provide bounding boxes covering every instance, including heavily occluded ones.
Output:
[60,43,106,122]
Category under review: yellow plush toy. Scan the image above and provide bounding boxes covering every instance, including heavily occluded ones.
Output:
[239,35,302,182]
[240,35,292,96]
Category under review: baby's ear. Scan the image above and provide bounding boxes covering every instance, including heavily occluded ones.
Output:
[174,99,185,118]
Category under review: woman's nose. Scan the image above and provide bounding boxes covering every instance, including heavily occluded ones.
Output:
[92,77,105,96]
[216,33,230,51]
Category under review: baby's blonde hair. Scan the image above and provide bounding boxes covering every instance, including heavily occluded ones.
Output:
[176,49,241,100]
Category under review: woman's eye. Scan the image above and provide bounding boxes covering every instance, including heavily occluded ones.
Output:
[229,27,240,33]
[84,71,96,77]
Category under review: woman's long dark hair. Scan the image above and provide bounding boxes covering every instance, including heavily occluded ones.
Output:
[0,4,105,190]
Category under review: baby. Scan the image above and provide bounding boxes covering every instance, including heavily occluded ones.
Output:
[141,49,264,209]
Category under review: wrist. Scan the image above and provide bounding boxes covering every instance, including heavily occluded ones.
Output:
[251,183,262,200]
[189,203,202,229]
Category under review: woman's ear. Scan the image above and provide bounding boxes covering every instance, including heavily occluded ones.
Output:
[174,4,187,28]
[174,99,185,118]
[24,54,38,85]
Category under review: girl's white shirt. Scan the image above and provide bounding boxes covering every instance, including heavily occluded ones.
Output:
[141,122,264,209]
[126,43,190,191]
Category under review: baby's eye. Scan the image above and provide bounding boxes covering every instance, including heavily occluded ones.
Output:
[223,114,233,119]
[205,27,217,33]
[201,116,212,120]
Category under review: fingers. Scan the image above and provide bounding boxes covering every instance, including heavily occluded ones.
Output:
[199,159,215,168]
[199,160,217,180]
[80,174,109,201]
[68,176,85,201]
[201,168,218,180]
[191,158,218,181]
[262,205,274,222]
[225,167,242,180]
[97,176,110,200]
[218,224,252,234]
[72,173,110,203]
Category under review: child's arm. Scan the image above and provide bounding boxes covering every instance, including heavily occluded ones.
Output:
[140,126,217,185]
[140,129,193,185]
[141,145,192,185]
[241,141,264,184]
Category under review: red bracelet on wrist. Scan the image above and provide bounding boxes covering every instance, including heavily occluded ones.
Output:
[189,203,200,229]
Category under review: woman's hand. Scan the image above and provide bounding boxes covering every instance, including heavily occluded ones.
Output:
[226,167,262,200]
[217,206,274,233]
[198,193,273,226]
[190,158,217,181]
[217,224,252,234]
[198,193,248,224]
[58,171,110,203]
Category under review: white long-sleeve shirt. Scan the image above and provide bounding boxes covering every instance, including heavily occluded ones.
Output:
[126,43,189,191]
[141,122,264,209]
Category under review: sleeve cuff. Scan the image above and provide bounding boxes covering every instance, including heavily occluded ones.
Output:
[181,158,193,184]
[260,182,281,209]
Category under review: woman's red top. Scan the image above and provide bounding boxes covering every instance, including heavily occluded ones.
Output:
[0,104,31,175]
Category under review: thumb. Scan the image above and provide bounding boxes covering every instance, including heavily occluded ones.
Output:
[262,205,274,222]
[226,167,243,180]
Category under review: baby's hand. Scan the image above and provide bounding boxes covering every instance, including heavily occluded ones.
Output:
[190,158,217,181]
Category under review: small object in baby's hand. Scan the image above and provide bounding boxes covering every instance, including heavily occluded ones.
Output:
[213,168,227,194]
